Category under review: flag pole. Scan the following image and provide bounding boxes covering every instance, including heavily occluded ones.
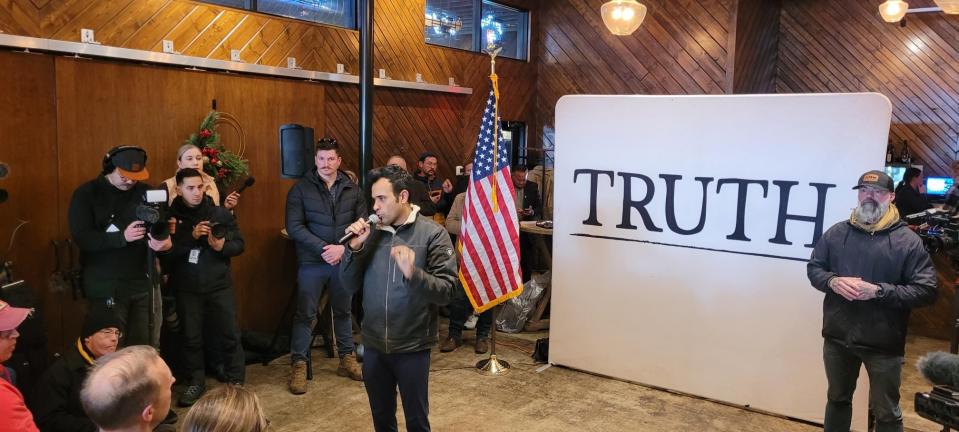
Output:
[476,33,510,376]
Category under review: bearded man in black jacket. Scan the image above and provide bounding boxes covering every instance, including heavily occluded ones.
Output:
[807,170,937,432]
[165,168,245,407]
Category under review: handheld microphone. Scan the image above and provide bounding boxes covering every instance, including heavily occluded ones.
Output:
[338,214,380,244]
[235,176,256,194]
[918,351,959,388]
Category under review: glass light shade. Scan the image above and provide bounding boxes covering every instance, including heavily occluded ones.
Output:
[601,0,647,36]
[879,0,909,22]
[934,0,959,14]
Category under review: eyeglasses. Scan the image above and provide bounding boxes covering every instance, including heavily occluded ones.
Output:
[98,329,123,338]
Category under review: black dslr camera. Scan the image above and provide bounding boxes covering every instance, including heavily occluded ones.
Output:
[135,189,170,241]
[208,222,229,240]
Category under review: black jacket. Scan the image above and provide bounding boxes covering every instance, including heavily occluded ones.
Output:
[68,176,152,299]
[341,210,458,353]
[807,219,937,355]
[408,181,436,217]
[517,181,543,220]
[414,173,454,215]
[894,183,932,217]
[32,344,96,432]
[285,170,366,264]
[164,196,244,293]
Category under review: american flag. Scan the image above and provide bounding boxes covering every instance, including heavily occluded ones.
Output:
[459,78,524,312]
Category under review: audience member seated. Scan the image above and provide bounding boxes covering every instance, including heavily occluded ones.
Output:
[893,166,931,217]
[0,300,39,432]
[181,384,269,432]
[80,345,175,432]
[33,305,123,432]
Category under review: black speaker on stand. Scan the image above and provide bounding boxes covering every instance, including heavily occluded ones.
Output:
[279,124,315,179]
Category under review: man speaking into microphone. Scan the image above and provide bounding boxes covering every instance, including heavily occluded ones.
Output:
[285,138,366,394]
[341,165,457,432]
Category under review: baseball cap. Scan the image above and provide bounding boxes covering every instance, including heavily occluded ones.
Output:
[111,147,150,181]
[852,170,894,192]
[0,300,32,332]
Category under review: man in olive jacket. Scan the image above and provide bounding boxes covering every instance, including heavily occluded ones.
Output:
[807,170,937,432]
[341,165,457,432]
[285,138,367,394]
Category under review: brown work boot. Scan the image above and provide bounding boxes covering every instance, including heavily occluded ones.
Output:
[440,335,462,353]
[337,353,363,381]
[474,337,490,354]
[289,361,307,395]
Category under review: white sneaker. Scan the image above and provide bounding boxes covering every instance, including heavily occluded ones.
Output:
[464,314,479,330]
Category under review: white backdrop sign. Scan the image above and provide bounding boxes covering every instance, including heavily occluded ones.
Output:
[551,93,892,428]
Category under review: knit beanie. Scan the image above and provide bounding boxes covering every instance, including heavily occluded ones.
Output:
[82,305,124,339]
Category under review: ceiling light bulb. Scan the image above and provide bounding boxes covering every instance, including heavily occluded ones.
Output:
[878,0,909,22]
[601,0,647,35]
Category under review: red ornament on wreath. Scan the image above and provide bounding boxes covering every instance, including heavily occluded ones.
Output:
[184,110,250,187]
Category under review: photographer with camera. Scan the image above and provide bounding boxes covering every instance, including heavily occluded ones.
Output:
[68,146,172,347]
[164,168,245,406]
[807,170,937,432]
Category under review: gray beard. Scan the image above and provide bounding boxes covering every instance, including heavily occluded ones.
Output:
[855,200,888,224]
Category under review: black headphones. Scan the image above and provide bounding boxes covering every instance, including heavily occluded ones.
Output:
[101,145,147,175]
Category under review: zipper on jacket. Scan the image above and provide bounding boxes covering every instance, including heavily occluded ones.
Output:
[385,231,394,352]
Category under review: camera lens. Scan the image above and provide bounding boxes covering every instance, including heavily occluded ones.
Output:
[211,223,227,239]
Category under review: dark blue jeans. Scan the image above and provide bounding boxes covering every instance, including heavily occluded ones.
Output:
[447,287,491,339]
[291,262,354,362]
[362,347,431,432]
[823,338,904,432]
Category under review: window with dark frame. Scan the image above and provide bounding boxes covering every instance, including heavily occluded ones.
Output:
[198,0,357,30]
[424,0,529,61]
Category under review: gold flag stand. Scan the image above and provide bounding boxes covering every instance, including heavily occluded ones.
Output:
[476,36,510,376]
[476,306,510,375]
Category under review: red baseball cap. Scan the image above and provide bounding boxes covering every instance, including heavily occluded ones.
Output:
[0,300,31,332]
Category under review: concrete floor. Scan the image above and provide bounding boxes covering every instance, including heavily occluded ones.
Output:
[172,328,949,431]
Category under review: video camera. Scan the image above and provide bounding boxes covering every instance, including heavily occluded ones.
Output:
[135,189,170,241]
[902,208,959,254]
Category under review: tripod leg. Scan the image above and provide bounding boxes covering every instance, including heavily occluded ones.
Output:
[263,282,299,366]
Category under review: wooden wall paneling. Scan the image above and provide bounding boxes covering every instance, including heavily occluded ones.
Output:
[123,2,199,51]
[535,0,732,152]
[0,1,42,36]
[96,0,172,48]
[726,0,781,94]
[49,0,134,42]
[0,51,63,352]
[778,0,959,177]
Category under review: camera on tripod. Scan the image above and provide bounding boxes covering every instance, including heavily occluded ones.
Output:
[135,189,170,241]
[903,209,959,254]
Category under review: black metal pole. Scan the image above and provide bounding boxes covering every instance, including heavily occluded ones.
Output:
[359,0,374,190]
